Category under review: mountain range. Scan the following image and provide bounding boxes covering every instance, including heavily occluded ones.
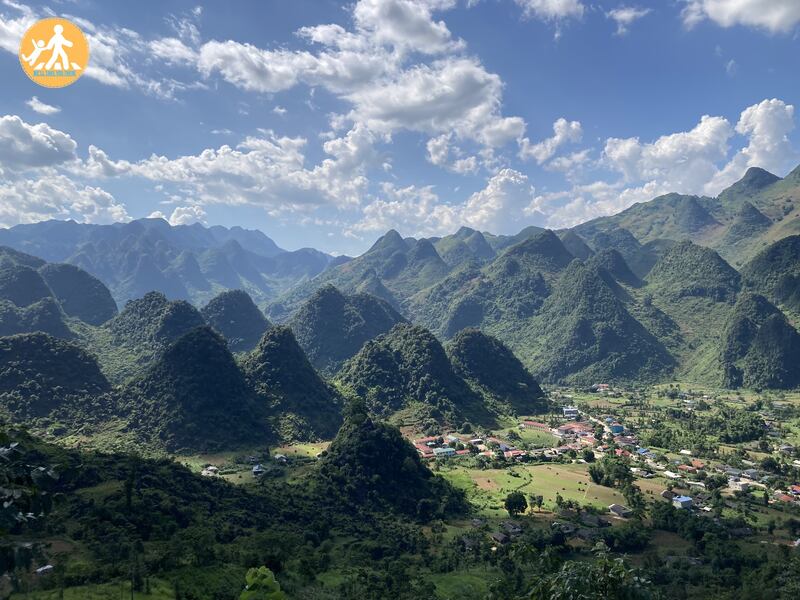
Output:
[0,163,799,452]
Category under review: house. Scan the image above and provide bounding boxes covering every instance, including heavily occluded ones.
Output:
[593,383,610,392]
[691,459,705,470]
[790,485,800,496]
[663,471,681,480]
[677,464,696,474]
[686,481,706,490]
[729,479,750,492]
[562,406,580,419]
[201,466,219,477]
[501,521,523,536]
[273,454,287,463]
[776,493,795,503]
[679,449,693,456]
[433,447,456,458]
[608,504,633,518]
[490,532,510,545]
[609,423,624,435]
[672,495,693,509]
[252,464,265,477]
[661,489,676,500]
[503,449,527,460]
[778,444,795,455]
[742,469,760,480]
[35,565,54,576]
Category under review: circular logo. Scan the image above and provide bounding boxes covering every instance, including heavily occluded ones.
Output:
[18,17,89,88]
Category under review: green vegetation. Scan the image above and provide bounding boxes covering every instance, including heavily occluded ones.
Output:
[447,328,545,415]
[123,326,268,452]
[242,325,342,442]
[336,323,495,429]
[288,284,405,374]
[201,289,271,352]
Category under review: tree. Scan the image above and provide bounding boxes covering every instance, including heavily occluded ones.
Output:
[531,494,544,512]
[240,567,286,600]
[504,491,528,516]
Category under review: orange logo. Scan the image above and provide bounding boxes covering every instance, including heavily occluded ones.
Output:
[18,18,89,88]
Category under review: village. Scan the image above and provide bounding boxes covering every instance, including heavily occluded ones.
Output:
[403,383,800,547]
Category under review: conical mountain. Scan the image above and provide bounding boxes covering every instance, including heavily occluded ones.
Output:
[0,332,109,421]
[720,293,784,387]
[126,326,266,452]
[740,314,800,389]
[353,268,398,308]
[0,264,53,307]
[38,263,118,325]
[314,399,466,519]
[499,229,574,275]
[242,325,342,442]
[289,285,406,374]
[337,323,494,427]
[525,260,673,384]
[559,230,594,261]
[0,297,73,339]
[718,167,781,209]
[718,202,772,258]
[107,291,205,352]
[587,248,641,288]
[447,328,545,416]
[201,289,271,352]
[741,235,800,311]
[646,240,740,302]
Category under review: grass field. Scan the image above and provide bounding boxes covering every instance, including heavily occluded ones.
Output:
[440,461,666,517]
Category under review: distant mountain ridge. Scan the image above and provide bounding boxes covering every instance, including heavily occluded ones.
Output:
[0,218,334,309]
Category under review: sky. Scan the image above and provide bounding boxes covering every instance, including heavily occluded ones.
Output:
[0,0,799,255]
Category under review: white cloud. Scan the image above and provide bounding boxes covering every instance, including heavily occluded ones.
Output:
[84,124,376,211]
[606,6,651,35]
[273,106,288,116]
[682,0,800,34]
[519,117,583,164]
[426,133,452,166]
[149,37,198,66]
[533,98,798,229]
[350,168,537,237]
[0,115,78,173]
[347,58,523,147]
[707,98,797,192]
[353,0,464,54]
[166,205,206,225]
[603,114,733,192]
[0,174,129,227]
[25,96,60,115]
[514,0,585,21]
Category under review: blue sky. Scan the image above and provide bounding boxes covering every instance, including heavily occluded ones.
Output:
[0,0,798,254]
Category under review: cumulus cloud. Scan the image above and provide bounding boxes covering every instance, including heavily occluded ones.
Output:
[353,0,464,54]
[0,175,129,227]
[707,98,796,193]
[531,98,798,230]
[606,6,651,35]
[0,115,78,174]
[197,1,525,156]
[519,118,583,164]
[25,97,60,115]
[165,205,207,225]
[603,114,733,192]
[350,168,537,237]
[85,124,376,211]
[682,0,800,34]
